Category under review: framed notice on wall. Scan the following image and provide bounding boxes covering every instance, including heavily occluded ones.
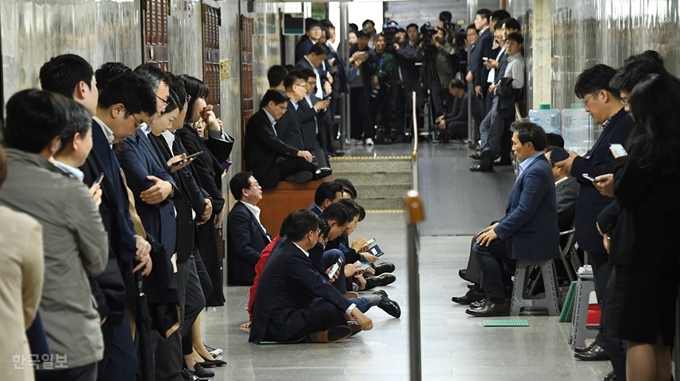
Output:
[282,13,304,35]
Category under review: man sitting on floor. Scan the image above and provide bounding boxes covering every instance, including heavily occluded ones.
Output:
[249,209,373,343]
[464,121,558,317]
[309,181,344,215]
[227,172,271,286]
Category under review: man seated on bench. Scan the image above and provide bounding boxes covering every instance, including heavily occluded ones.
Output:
[227,172,271,286]
[309,181,344,215]
[249,209,373,343]
[464,121,558,317]
[244,89,330,189]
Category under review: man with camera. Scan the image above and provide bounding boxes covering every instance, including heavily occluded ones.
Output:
[391,25,419,143]
[416,24,456,118]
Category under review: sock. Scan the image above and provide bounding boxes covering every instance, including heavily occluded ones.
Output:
[367,294,382,306]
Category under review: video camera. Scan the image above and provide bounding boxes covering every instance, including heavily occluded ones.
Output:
[420,22,436,43]
[382,20,400,52]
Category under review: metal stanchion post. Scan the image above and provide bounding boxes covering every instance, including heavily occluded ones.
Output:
[339,2,350,150]
[404,191,424,381]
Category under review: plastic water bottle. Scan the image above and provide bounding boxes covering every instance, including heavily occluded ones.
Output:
[561,104,592,155]
[529,104,561,134]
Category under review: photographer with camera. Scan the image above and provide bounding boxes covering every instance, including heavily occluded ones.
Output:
[391,25,419,143]
[348,30,378,146]
[370,33,395,144]
[416,24,456,118]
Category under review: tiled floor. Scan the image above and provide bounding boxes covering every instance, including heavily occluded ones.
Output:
[202,212,612,380]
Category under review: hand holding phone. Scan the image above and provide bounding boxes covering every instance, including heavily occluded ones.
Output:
[610,143,628,158]
[328,257,343,280]
[94,172,105,186]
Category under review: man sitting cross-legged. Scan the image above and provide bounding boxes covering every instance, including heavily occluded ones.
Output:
[249,209,373,343]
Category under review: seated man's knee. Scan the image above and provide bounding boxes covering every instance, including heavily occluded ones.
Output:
[322,249,344,267]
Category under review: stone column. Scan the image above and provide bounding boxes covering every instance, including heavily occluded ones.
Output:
[532,0,552,109]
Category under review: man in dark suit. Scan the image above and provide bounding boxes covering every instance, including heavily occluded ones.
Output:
[249,209,373,344]
[227,172,271,286]
[554,64,633,380]
[296,42,332,99]
[391,26,418,142]
[471,9,493,99]
[465,121,558,317]
[244,89,317,189]
[436,79,482,140]
[295,18,322,63]
[297,69,331,168]
[86,72,158,380]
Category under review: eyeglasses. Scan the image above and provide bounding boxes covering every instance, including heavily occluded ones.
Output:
[131,114,143,128]
[307,81,317,86]
[294,82,307,89]
[157,95,169,106]
[581,92,600,107]
[620,97,628,106]
[277,104,288,113]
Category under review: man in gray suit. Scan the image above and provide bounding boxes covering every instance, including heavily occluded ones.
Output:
[0,90,109,381]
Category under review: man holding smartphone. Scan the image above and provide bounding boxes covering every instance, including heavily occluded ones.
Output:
[553,65,633,379]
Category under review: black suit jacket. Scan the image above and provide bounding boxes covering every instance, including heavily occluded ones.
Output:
[117,129,178,254]
[556,176,579,232]
[295,37,314,64]
[394,42,418,92]
[274,100,305,151]
[79,150,126,324]
[249,239,351,343]
[473,28,493,88]
[177,126,225,214]
[226,202,270,285]
[244,109,299,174]
[570,109,633,252]
[603,143,680,266]
[296,96,321,151]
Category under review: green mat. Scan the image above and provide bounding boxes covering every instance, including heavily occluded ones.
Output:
[558,281,578,323]
[483,319,530,327]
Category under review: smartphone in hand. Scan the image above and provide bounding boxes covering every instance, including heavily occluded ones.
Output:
[610,143,628,157]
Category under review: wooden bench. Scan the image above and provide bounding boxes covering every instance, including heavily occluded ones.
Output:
[259,178,333,237]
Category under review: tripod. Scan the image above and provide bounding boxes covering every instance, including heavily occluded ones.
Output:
[418,46,442,142]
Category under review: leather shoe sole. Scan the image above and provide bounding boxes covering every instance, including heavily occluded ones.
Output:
[307,326,352,343]
[470,164,493,172]
[373,290,401,318]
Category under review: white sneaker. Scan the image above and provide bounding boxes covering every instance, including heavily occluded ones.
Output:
[365,138,374,146]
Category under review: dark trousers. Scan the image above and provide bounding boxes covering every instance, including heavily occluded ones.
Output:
[475,240,516,303]
[196,223,221,307]
[182,255,206,356]
[155,257,204,381]
[285,297,348,341]
[589,251,627,381]
[36,362,98,381]
[99,314,137,381]
[462,236,482,285]
[350,86,374,140]
[322,249,347,294]
[393,86,408,138]
[255,157,316,190]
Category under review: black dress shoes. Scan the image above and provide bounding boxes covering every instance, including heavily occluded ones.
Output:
[574,340,597,354]
[364,273,397,290]
[465,299,510,317]
[192,363,214,379]
[469,152,482,160]
[451,289,485,305]
[313,167,333,180]
[470,163,493,172]
[574,344,610,361]
[458,269,467,280]
[470,298,485,309]
[181,369,200,381]
[373,290,401,318]
[373,262,395,276]
[284,171,313,183]
[602,371,616,381]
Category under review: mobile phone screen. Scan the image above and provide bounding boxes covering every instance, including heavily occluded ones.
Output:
[582,173,596,182]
